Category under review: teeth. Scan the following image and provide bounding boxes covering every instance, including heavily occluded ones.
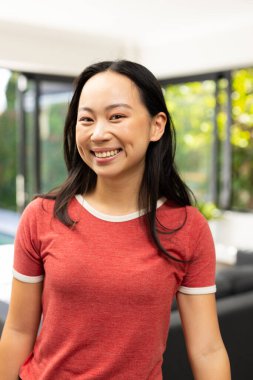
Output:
[94,149,120,158]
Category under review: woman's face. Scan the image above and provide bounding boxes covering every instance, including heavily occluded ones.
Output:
[76,71,165,181]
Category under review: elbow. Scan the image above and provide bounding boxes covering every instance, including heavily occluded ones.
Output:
[189,340,227,362]
[188,341,231,379]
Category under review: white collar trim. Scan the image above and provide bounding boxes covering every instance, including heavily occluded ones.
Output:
[75,194,166,222]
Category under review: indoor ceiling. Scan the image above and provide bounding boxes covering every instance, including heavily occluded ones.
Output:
[1,0,253,77]
[1,0,253,44]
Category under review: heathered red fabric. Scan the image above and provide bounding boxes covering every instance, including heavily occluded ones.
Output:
[13,197,216,380]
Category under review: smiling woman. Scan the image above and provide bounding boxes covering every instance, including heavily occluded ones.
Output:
[0,60,230,380]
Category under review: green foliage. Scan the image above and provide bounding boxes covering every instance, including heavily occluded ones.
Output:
[0,73,18,210]
[164,81,215,201]
[231,69,253,210]
[164,70,253,211]
[197,202,221,221]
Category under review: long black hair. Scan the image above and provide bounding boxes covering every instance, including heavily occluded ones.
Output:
[41,60,194,261]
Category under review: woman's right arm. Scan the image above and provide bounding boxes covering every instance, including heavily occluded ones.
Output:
[0,278,43,380]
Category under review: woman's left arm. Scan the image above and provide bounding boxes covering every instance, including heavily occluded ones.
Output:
[177,292,231,380]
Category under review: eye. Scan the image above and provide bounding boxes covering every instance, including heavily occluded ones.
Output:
[110,114,125,121]
[79,116,93,123]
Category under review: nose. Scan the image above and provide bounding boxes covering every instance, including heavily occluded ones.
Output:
[90,121,110,142]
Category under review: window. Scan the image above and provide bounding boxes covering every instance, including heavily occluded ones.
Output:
[39,81,73,193]
[163,69,253,212]
[164,80,216,202]
[17,74,74,209]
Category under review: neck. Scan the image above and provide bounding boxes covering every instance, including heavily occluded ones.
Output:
[84,172,143,215]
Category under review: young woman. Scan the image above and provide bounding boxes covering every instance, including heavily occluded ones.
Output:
[0,60,230,379]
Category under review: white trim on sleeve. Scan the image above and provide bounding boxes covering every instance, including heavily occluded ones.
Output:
[13,268,44,283]
[178,285,216,295]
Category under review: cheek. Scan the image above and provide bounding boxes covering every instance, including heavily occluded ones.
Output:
[134,116,152,139]
[76,128,88,148]
[76,146,91,168]
[124,118,151,141]
[75,132,89,160]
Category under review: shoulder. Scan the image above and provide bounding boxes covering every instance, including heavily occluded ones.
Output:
[19,197,56,228]
[22,196,55,216]
[158,201,213,254]
[158,200,207,232]
[19,196,80,233]
[185,205,208,231]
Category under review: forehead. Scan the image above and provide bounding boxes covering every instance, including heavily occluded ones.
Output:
[79,71,142,105]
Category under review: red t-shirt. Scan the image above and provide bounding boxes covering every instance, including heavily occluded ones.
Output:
[13,196,216,380]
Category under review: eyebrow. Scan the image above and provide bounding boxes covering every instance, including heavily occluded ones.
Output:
[78,103,133,112]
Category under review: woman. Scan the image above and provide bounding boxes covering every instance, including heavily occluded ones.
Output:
[0,60,230,379]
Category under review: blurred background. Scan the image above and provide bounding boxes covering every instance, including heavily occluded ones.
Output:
[1,2,253,377]
[0,0,252,244]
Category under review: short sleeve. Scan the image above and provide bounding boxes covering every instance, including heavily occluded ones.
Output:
[178,208,216,295]
[13,199,44,283]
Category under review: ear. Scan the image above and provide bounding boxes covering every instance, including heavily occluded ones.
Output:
[150,112,167,142]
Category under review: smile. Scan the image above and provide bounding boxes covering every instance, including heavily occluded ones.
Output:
[93,149,121,158]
